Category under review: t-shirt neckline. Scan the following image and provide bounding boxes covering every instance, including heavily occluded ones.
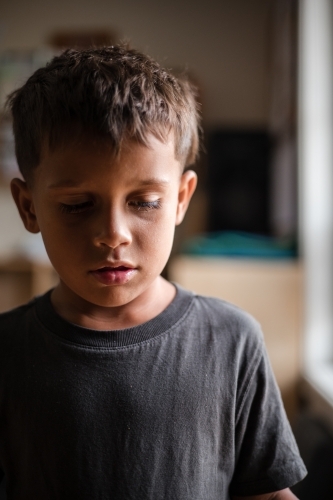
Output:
[35,283,194,349]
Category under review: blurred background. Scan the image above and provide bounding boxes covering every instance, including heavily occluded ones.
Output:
[0,0,332,497]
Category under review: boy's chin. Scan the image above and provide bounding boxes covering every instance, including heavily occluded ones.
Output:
[55,276,164,311]
[50,276,170,330]
[52,276,174,330]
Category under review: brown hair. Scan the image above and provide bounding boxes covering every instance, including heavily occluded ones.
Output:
[7,45,201,181]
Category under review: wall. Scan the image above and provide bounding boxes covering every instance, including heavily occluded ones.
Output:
[0,0,270,127]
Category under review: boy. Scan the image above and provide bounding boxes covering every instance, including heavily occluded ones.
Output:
[0,46,306,499]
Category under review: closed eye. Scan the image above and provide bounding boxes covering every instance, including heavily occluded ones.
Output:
[129,200,161,211]
[59,201,93,214]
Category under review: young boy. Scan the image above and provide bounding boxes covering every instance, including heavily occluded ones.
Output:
[0,46,306,499]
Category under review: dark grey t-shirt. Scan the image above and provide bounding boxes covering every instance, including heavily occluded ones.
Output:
[0,284,306,499]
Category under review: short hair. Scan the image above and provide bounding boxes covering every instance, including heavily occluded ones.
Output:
[7,45,201,181]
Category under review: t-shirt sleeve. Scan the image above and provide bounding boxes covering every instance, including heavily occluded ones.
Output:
[229,339,307,496]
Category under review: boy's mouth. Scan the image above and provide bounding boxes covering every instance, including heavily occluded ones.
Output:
[90,265,137,286]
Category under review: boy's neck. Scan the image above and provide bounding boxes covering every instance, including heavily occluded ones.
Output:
[51,277,176,331]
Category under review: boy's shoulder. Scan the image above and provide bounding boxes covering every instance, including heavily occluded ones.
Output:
[189,288,264,347]
[193,291,261,329]
[174,285,266,375]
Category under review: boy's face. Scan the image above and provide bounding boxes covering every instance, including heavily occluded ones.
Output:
[11,134,197,328]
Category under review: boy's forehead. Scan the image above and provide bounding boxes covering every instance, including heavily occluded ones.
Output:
[34,132,182,186]
[41,129,178,162]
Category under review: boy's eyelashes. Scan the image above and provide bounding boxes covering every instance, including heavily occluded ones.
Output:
[129,200,161,211]
[59,201,93,214]
[59,199,162,214]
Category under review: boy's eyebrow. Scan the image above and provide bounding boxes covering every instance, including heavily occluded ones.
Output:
[135,178,171,187]
[47,180,82,189]
[47,178,171,189]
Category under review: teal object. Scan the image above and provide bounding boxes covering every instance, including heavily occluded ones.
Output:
[181,231,297,259]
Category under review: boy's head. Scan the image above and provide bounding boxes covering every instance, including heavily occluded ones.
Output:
[7,46,200,327]
[7,45,200,184]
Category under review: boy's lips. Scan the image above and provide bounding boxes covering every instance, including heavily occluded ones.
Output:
[89,263,137,285]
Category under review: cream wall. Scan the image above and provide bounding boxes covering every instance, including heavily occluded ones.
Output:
[0,0,270,127]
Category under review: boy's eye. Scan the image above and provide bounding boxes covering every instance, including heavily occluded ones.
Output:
[59,199,161,214]
[129,200,161,211]
[59,201,93,214]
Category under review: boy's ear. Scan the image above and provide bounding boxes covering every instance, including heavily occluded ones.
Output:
[10,178,40,234]
[175,170,197,225]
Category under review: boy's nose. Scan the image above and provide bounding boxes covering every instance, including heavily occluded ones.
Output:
[93,208,132,249]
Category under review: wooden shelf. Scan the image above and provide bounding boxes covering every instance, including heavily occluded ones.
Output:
[0,257,58,312]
